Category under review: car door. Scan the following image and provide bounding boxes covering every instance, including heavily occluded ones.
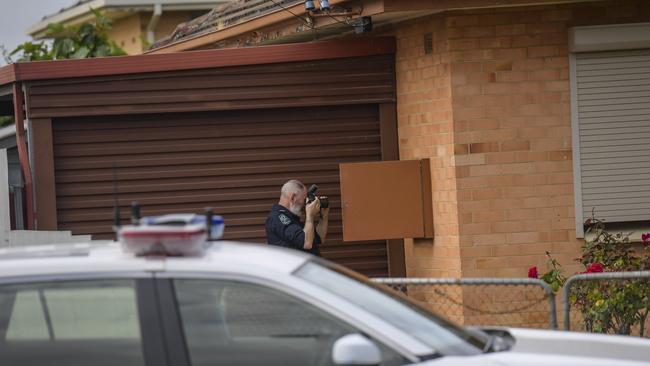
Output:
[0,276,169,366]
[156,276,410,366]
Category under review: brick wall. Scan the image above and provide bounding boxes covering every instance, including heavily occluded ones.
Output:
[394,15,462,279]
[450,0,650,278]
[392,0,650,280]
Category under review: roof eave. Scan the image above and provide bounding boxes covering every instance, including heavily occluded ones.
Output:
[26,0,223,39]
[0,64,17,86]
[6,37,395,83]
[148,0,356,54]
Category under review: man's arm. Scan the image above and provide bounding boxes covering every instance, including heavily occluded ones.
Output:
[303,198,320,250]
[316,204,329,243]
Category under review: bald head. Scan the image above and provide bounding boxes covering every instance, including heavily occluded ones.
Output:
[279,180,307,215]
[281,180,306,199]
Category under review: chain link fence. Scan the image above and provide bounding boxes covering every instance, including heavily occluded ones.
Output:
[372,278,557,330]
[562,271,650,337]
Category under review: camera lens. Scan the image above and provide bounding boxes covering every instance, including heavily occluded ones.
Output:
[319,197,329,209]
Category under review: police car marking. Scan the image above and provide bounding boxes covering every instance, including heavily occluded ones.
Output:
[279,214,291,225]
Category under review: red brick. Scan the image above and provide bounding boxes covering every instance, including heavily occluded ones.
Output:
[476,257,509,269]
[469,164,500,176]
[542,9,573,21]
[486,152,516,164]
[503,186,538,198]
[526,23,566,35]
[478,13,517,26]
[529,69,560,81]
[512,58,545,71]
[544,80,570,91]
[500,140,531,152]
[528,46,562,58]
[449,39,480,51]
[471,233,507,246]
[482,83,514,95]
[544,56,569,68]
[512,34,542,47]
[506,208,537,221]
[482,61,513,72]
[462,49,496,61]
[506,232,541,244]
[515,151,550,162]
[497,71,528,82]
[446,15,480,27]
[500,162,536,175]
[490,198,524,210]
[473,210,505,223]
[494,47,528,60]
[464,223,492,235]
[463,26,496,38]
[451,62,483,73]
[495,24,526,36]
[472,187,502,200]
[549,150,572,161]
[470,142,500,154]
[491,221,526,233]
[542,32,569,45]
[455,144,469,155]
[461,246,493,257]
[479,37,513,49]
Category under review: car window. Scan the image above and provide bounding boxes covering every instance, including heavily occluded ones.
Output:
[294,261,486,357]
[0,279,145,366]
[174,279,406,366]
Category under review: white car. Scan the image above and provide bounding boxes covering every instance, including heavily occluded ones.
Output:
[0,217,648,366]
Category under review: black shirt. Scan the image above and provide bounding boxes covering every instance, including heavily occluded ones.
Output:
[265,204,321,256]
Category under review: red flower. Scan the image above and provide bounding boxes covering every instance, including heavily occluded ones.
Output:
[528,266,538,278]
[586,263,604,273]
[642,233,650,246]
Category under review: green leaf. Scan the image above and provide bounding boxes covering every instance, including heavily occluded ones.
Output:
[72,46,90,59]
[94,45,111,57]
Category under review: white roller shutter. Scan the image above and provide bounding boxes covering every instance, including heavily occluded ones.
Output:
[572,48,650,232]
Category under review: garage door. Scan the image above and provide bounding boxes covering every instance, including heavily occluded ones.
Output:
[52,105,389,276]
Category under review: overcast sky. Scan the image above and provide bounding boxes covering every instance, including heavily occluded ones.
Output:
[0,0,75,64]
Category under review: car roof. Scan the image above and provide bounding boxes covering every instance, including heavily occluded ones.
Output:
[0,241,310,280]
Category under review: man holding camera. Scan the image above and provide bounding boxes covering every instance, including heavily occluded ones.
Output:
[265,180,329,256]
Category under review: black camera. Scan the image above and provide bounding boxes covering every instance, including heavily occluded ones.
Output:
[307,184,329,209]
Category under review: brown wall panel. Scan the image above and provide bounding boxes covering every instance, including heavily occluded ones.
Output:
[30,118,58,230]
[27,55,395,118]
[52,105,388,276]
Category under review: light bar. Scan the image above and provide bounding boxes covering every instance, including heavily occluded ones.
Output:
[118,214,224,256]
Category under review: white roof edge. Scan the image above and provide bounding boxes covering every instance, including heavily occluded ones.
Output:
[0,124,16,141]
[26,0,107,36]
[26,0,225,37]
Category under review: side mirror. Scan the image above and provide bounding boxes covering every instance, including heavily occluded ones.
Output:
[332,334,382,366]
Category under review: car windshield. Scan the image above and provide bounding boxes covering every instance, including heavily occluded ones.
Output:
[294,260,486,357]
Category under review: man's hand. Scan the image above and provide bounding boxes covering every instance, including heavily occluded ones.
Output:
[319,196,330,219]
[305,197,321,221]
[315,196,329,243]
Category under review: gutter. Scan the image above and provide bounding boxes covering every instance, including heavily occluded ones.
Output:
[26,0,106,39]
[147,3,163,44]
[148,0,352,54]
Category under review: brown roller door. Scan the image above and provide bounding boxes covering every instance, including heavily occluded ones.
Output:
[52,105,388,276]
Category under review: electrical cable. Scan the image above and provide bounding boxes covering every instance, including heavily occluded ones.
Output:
[267,0,319,32]
[267,0,358,32]
[322,9,355,28]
